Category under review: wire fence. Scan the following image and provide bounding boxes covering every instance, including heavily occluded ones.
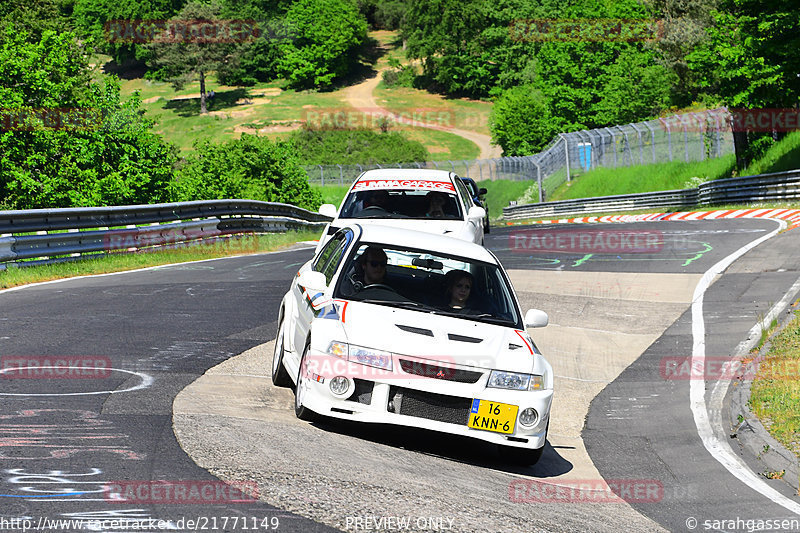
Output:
[303,108,735,203]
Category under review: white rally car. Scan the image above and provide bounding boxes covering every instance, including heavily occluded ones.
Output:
[273,224,553,464]
[315,168,486,253]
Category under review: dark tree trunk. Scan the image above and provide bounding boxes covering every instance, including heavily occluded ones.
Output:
[732,130,750,171]
[199,71,207,114]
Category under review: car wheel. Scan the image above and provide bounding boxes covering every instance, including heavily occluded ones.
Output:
[294,342,319,422]
[271,316,291,387]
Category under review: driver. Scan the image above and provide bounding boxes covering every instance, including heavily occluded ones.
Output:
[359,246,388,285]
[362,190,390,211]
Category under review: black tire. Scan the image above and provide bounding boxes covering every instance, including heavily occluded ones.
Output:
[294,342,319,422]
[271,317,291,387]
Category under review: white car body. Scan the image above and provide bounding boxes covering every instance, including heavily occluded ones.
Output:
[315,168,486,254]
[273,224,553,463]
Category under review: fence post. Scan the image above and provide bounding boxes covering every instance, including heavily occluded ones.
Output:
[605,127,617,168]
[533,157,543,203]
[643,121,656,163]
[318,165,324,186]
[559,134,571,182]
[630,123,644,165]
[337,164,343,185]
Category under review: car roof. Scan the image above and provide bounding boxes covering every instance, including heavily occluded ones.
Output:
[352,224,496,264]
[352,168,458,194]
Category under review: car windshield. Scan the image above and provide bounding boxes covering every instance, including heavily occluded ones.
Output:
[334,243,521,328]
[339,189,463,220]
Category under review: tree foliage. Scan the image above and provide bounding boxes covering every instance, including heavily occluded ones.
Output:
[489,86,561,156]
[143,0,237,113]
[0,27,178,209]
[276,0,368,89]
[173,134,322,210]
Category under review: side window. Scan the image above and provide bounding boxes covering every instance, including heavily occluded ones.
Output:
[313,230,353,284]
[454,177,473,213]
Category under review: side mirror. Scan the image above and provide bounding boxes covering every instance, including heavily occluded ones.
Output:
[478,187,487,195]
[319,204,338,218]
[524,309,549,328]
[467,206,486,220]
[298,270,327,293]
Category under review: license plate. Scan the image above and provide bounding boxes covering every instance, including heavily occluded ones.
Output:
[467,399,518,434]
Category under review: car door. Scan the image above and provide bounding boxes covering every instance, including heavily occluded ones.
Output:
[292,228,355,352]
[453,175,484,243]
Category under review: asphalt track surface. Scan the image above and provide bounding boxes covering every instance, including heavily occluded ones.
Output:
[1,218,799,532]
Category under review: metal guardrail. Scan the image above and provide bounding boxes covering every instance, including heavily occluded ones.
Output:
[0,200,332,266]
[502,169,800,220]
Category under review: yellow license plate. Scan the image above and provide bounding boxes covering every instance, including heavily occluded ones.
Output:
[468,399,518,434]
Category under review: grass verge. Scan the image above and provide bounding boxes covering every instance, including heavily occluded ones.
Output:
[0,231,319,290]
[547,155,736,202]
[749,308,800,460]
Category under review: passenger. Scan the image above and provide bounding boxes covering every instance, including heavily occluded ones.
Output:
[444,270,473,309]
[425,191,447,218]
[359,246,388,286]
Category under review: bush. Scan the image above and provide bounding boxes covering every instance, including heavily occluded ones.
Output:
[173,134,322,211]
[382,65,416,88]
[289,127,429,165]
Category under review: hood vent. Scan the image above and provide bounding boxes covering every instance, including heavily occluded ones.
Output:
[396,324,434,337]
[448,333,482,343]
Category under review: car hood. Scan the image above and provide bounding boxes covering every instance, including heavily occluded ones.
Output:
[337,218,472,240]
[337,301,539,374]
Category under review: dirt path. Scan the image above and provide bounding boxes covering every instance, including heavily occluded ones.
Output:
[342,69,503,161]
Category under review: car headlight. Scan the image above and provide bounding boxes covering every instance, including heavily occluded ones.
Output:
[327,342,393,371]
[488,370,544,391]
[349,344,393,371]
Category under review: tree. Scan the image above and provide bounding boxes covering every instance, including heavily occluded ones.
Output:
[489,86,562,155]
[276,0,368,89]
[72,0,184,65]
[0,27,178,209]
[144,0,237,113]
[0,0,73,41]
[687,0,800,167]
[173,134,322,211]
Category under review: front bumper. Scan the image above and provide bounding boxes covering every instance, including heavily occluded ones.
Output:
[299,349,553,450]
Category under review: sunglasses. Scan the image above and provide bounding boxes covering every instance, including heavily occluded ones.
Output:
[367,260,386,267]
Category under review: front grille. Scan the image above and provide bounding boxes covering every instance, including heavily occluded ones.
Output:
[345,378,373,405]
[388,386,472,425]
[399,359,483,384]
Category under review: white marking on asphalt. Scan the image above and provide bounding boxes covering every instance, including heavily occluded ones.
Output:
[690,217,800,515]
[0,368,153,396]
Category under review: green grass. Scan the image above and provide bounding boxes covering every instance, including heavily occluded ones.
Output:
[311,184,351,207]
[0,231,318,290]
[546,155,737,201]
[476,179,536,221]
[749,309,800,460]
[741,131,800,177]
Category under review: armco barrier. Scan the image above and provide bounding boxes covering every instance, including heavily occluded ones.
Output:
[0,200,331,267]
[502,169,800,220]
